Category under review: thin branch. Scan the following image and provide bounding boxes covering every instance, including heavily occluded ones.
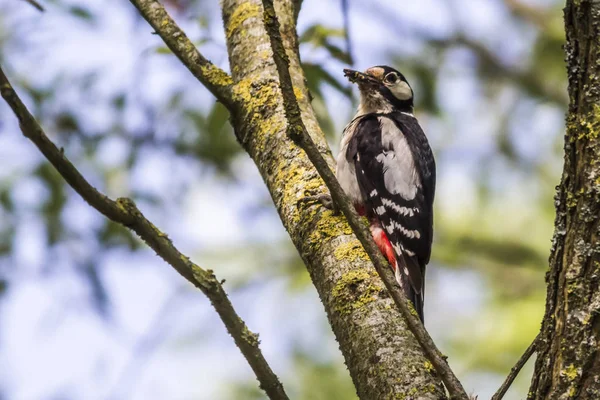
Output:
[107,289,184,400]
[340,0,353,66]
[22,0,45,12]
[260,1,469,399]
[0,66,288,400]
[292,0,303,24]
[491,334,540,400]
[128,0,235,109]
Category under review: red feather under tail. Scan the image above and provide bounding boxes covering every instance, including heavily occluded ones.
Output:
[368,224,424,321]
[369,225,398,272]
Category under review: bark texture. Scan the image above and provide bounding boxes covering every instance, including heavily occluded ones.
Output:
[529,1,600,399]
[0,64,289,400]
[220,0,447,398]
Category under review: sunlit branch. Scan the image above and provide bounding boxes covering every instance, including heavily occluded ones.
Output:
[128,0,235,109]
[0,65,288,400]
[260,1,469,399]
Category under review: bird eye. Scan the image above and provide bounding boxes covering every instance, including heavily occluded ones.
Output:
[384,73,398,84]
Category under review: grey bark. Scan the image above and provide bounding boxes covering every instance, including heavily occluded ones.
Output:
[220,0,447,398]
[528,1,600,399]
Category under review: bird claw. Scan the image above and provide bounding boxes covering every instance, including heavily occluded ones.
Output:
[297,193,339,214]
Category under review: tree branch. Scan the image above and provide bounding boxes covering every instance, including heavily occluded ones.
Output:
[260,1,468,399]
[22,0,45,12]
[0,66,288,400]
[292,0,303,23]
[128,0,235,109]
[340,0,354,66]
[491,334,540,400]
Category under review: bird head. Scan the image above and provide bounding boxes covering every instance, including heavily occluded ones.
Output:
[343,66,414,115]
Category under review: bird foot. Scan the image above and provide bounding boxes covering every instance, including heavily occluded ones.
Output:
[297,193,339,215]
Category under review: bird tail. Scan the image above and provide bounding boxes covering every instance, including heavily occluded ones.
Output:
[394,257,425,322]
[367,222,425,322]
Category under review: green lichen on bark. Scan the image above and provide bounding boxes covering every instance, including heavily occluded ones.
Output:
[220,0,447,398]
[199,63,234,87]
[562,364,579,381]
[225,2,261,39]
[331,269,382,315]
[334,241,370,263]
[130,0,233,105]
[529,1,600,399]
[567,103,600,141]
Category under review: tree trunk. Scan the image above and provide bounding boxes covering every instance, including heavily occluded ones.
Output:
[529,1,600,399]
[220,0,447,398]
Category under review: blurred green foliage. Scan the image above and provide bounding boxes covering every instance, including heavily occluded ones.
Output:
[228,353,359,400]
[0,0,568,399]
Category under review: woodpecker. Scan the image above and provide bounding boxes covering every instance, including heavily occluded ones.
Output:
[336,66,436,321]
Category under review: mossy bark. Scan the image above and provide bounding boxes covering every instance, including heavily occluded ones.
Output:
[528,1,600,399]
[220,0,447,398]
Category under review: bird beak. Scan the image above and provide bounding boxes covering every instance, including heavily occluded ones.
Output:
[343,69,379,87]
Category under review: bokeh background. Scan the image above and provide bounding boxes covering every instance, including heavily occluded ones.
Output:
[0,0,566,399]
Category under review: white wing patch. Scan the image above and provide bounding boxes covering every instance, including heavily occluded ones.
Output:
[376,117,420,200]
[381,198,418,216]
[394,266,403,288]
[390,221,421,239]
[336,122,363,205]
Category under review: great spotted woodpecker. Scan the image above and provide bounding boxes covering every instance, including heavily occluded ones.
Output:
[336,66,436,321]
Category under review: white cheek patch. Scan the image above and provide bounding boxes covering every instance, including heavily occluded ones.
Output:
[390,81,412,101]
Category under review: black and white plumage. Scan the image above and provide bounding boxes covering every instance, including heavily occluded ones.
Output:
[336,66,435,321]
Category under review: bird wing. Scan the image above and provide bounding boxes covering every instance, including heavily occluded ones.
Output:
[346,114,435,317]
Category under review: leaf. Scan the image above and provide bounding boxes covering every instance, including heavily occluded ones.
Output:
[300,24,345,44]
[198,16,209,29]
[98,220,141,250]
[176,105,240,175]
[55,112,80,133]
[302,63,351,97]
[300,24,350,63]
[206,101,230,134]
[80,261,110,318]
[35,163,67,245]
[410,64,440,114]
[154,39,209,55]
[112,93,127,110]
[155,46,174,55]
[322,42,352,64]
[68,5,95,22]
[0,188,13,213]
